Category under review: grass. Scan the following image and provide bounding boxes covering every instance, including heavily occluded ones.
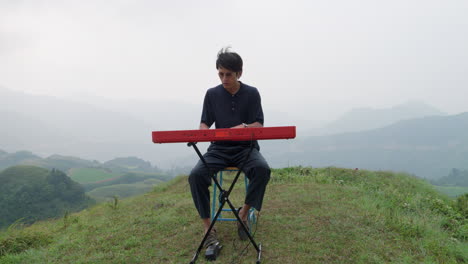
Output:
[0,167,466,263]
[68,168,122,184]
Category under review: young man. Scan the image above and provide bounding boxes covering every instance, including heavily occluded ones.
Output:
[188,48,271,256]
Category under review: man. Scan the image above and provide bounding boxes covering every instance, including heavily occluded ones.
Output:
[188,48,271,257]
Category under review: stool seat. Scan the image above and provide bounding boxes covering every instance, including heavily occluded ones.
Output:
[223,167,240,171]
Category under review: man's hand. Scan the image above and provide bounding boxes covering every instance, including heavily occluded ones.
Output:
[231,124,245,129]
[199,123,210,130]
[231,122,263,129]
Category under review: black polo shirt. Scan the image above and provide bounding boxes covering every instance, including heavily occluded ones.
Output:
[201,82,264,146]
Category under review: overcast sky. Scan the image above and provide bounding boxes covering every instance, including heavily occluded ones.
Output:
[1,0,467,122]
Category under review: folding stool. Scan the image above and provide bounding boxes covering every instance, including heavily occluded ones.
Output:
[211,167,257,231]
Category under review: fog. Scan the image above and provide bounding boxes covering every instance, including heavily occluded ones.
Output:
[1,0,467,124]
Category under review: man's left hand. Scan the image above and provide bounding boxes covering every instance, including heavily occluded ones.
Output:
[231,124,245,129]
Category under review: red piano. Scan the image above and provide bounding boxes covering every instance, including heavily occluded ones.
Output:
[152,126,296,143]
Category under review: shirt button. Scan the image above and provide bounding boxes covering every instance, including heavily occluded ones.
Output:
[232,108,235,111]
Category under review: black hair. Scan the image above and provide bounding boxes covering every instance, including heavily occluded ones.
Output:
[216,47,243,73]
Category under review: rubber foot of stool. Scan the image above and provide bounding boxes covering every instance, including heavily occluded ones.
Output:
[205,242,222,261]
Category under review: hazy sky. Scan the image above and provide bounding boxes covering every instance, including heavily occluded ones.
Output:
[1,0,467,121]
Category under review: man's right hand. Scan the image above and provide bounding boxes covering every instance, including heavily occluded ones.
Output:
[199,123,210,129]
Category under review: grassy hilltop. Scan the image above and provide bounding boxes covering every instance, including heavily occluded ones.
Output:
[0,167,467,263]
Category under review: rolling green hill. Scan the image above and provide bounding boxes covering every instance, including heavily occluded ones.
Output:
[66,168,170,203]
[86,179,162,202]
[0,151,42,170]
[0,150,161,176]
[0,166,94,229]
[0,167,466,263]
[0,151,171,202]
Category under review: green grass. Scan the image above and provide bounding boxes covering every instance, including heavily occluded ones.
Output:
[68,168,122,184]
[1,167,466,263]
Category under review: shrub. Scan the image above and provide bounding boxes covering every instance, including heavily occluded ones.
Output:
[0,231,52,257]
[454,193,468,218]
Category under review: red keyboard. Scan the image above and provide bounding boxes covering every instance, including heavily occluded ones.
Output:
[152,126,296,143]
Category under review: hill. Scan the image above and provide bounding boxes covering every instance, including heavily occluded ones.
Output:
[317,101,445,135]
[0,167,466,263]
[80,172,168,202]
[86,179,162,203]
[103,157,157,173]
[0,166,93,228]
[433,169,468,197]
[0,151,172,204]
[0,150,96,172]
[434,168,468,187]
[264,112,468,179]
[0,150,162,176]
[0,150,42,169]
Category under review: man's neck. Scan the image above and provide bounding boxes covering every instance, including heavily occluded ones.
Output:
[225,81,241,95]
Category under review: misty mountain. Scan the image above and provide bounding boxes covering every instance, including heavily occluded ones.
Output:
[0,150,42,169]
[0,87,197,168]
[0,149,161,175]
[315,101,445,135]
[73,96,202,131]
[0,110,69,152]
[2,86,466,179]
[0,87,302,169]
[0,87,151,141]
[265,112,468,179]
[103,156,156,173]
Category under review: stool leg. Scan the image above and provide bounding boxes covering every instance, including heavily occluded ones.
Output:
[219,171,223,219]
[211,174,217,222]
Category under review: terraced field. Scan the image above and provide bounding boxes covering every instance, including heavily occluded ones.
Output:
[68,168,122,184]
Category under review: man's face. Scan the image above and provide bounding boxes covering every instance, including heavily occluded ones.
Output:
[218,67,241,90]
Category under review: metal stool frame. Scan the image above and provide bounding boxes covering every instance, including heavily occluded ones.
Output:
[211,167,257,230]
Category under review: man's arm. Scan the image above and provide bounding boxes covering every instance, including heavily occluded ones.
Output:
[199,123,210,129]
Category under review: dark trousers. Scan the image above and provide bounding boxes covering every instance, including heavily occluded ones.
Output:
[188,143,271,219]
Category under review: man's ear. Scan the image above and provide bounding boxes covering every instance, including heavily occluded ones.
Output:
[236,71,243,79]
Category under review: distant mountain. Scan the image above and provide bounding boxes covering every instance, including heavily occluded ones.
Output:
[103,157,158,173]
[0,87,196,168]
[0,110,69,152]
[264,112,468,179]
[0,87,309,169]
[316,101,446,135]
[1,86,466,179]
[0,150,42,169]
[0,149,159,174]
